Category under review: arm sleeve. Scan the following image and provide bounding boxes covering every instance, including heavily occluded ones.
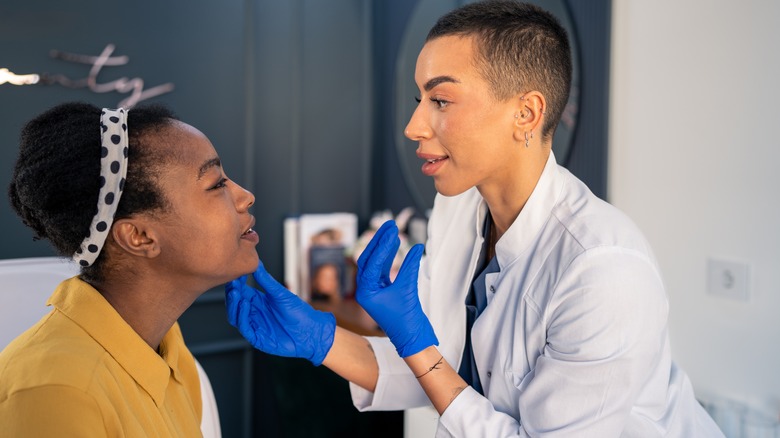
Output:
[349,336,431,411]
[0,385,108,437]
[439,248,669,437]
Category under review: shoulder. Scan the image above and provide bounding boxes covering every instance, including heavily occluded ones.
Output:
[553,167,656,260]
[0,310,110,402]
[0,315,110,434]
[539,169,666,308]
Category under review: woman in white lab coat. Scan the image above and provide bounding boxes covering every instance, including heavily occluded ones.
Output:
[226,1,724,436]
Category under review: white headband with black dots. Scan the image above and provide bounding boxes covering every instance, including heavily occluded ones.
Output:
[73,108,129,267]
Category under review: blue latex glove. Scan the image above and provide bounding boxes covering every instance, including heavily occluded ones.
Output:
[225,262,336,366]
[355,220,438,358]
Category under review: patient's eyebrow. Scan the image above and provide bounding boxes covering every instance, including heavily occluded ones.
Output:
[424,75,460,92]
[197,157,221,180]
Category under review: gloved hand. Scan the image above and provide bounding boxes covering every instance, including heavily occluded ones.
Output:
[355,220,438,358]
[225,262,336,366]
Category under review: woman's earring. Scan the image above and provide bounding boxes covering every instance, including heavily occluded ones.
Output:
[524,132,529,148]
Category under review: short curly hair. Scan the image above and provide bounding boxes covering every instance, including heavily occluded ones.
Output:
[8,101,179,283]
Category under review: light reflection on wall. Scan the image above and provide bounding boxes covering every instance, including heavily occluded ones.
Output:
[0,68,40,86]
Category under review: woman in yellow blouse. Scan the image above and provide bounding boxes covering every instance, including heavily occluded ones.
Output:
[0,102,259,436]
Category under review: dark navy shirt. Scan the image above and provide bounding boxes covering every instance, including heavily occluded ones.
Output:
[457,214,500,395]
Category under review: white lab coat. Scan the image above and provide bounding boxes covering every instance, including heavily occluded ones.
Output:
[350,152,724,437]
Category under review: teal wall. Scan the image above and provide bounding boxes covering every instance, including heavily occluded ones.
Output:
[1,2,382,436]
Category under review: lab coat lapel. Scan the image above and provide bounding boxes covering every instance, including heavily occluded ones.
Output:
[471,151,565,398]
[422,187,488,371]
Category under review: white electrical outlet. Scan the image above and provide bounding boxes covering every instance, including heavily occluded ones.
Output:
[706,258,750,301]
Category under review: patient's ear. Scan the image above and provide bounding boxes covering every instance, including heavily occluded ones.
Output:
[111,218,161,259]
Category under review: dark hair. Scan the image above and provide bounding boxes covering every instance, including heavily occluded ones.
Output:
[427,0,572,139]
[8,101,179,282]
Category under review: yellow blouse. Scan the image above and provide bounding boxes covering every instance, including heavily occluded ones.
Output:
[0,277,202,437]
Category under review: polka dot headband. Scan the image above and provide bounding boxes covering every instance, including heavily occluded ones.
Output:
[73,108,129,267]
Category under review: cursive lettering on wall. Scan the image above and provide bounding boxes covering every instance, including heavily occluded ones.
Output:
[39,44,174,108]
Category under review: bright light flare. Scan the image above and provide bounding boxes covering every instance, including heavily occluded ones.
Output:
[0,68,40,85]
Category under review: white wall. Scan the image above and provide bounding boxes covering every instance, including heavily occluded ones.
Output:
[609,0,780,422]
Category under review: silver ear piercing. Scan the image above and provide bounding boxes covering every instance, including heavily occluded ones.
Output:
[524,132,529,148]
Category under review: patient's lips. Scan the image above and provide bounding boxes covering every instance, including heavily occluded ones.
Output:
[241,228,259,244]
[241,217,259,244]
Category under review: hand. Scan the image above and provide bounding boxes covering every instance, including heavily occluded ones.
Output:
[355,220,438,357]
[225,262,336,366]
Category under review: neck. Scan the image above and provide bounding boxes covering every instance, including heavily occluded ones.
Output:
[91,267,200,351]
[478,147,550,240]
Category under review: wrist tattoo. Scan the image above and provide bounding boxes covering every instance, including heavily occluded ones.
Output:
[415,355,444,378]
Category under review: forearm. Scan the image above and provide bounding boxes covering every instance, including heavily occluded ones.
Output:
[321,326,378,392]
[404,345,467,415]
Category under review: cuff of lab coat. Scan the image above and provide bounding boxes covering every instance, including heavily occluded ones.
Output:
[439,386,528,437]
[438,385,478,434]
[349,336,429,411]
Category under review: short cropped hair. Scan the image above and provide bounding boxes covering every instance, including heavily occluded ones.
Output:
[427,0,572,139]
[8,101,178,283]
